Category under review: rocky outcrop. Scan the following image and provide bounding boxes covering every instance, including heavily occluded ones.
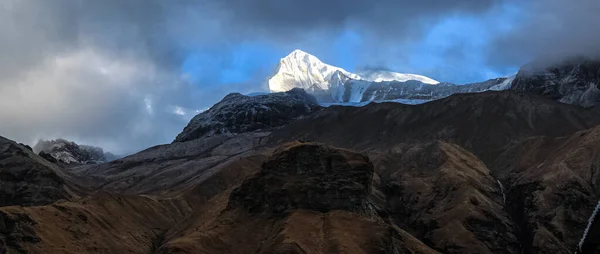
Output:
[0,136,83,207]
[511,57,600,107]
[228,142,374,214]
[33,139,115,164]
[38,151,58,163]
[159,142,437,254]
[174,88,321,143]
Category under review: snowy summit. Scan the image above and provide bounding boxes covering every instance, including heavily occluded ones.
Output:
[267,49,439,93]
[267,50,359,93]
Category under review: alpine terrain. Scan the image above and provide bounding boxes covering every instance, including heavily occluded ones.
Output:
[2,55,600,254]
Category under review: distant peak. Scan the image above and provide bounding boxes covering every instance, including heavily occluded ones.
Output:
[290,49,309,55]
[283,49,316,60]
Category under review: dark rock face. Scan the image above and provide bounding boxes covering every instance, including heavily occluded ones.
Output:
[18,143,32,152]
[228,142,374,214]
[0,136,79,207]
[511,57,600,107]
[174,88,321,143]
[491,126,600,253]
[38,151,58,163]
[33,139,113,164]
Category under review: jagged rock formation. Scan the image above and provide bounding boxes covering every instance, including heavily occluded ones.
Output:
[228,142,374,214]
[511,57,600,107]
[174,88,320,143]
[33,139,116,165]
[38,151,58,163]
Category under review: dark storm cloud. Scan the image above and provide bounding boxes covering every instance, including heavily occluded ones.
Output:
[0,0,203,154]
[488,0,600,68]
[0,0,180,79]
[215,0,499,34]
[0,0,507,82]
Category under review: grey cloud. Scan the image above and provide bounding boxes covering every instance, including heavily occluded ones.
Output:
[214,0,501,38]
[0,47,196,154]
[488,0,600,68]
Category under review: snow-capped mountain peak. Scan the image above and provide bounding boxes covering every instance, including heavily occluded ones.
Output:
[267,50,440,95]
[268,50,358,93]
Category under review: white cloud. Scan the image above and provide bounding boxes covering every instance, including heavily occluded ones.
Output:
[173,106,186,116]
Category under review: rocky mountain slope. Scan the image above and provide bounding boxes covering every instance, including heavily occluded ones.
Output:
[33,139,117,165]
[512,57,600,107]
[270,91,600,165]
[0,136,85,207]
[0,193,192,253]
[490,124,600,253]
[3,57,600,253]
[174,88,320,143]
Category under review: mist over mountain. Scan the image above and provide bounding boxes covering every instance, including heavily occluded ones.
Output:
[33,139,118,165]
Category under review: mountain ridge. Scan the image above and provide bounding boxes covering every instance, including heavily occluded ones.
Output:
[267,49,440,98]
[267,50,511,103]
[4,55,600,253]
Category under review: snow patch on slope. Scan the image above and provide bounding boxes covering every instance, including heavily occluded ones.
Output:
[329,70,351,102]
[488,74,516,91]
[357,69,439,85]
[348,80,373,103]
[579,200,600,251]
